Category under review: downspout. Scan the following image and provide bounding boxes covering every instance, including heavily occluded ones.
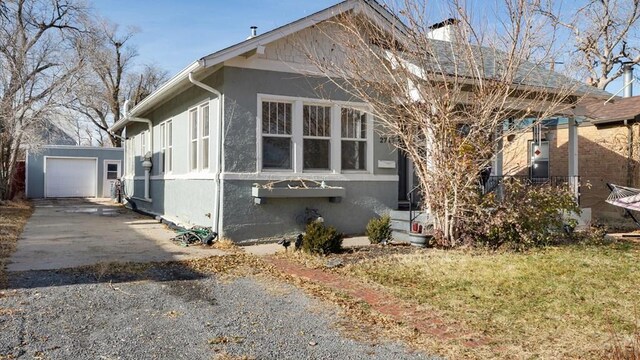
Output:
[126,115,153,201]
[189,72,223,234]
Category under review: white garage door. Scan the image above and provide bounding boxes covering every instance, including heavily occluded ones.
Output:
[45,157,97,198]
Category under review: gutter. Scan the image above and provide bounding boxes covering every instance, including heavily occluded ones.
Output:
[188,72,224,235]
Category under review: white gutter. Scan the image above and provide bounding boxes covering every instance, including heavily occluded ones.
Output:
[188,72,224,235]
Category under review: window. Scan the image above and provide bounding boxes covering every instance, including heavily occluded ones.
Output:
[189,103,210,172]
[166,120,173,173]
[107,163,119,180]
[261,101,292,170]
[201,104,210,170]
[159,123,165,174]
[140,131,146,157]
[190,108,198,171]
[303,104,331,170]
[341,108,367,170]
[126,138,134,175]
[258,96,371,174]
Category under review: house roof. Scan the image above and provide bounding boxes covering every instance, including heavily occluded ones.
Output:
[109,0,611,132]
[409,40,611,98]
[580,96,640,124]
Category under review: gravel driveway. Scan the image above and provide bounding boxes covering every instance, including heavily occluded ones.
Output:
[0,266,432,359]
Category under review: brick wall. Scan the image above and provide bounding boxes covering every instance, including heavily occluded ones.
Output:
[503,123,640,228]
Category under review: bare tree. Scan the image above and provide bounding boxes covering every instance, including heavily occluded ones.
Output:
[69,21,167,147]
[300,0,582,245]
[0,0,87,199]
[539,0,640,90]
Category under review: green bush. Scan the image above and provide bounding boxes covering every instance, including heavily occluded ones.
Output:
[366,215,392,244]
[465,179,581,250]
[302,221,343,255]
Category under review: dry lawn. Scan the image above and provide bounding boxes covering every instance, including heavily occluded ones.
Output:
[0,200,33,288]
[346,242,640,359]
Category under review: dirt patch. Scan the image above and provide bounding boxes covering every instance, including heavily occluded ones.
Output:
[0,200,33,288]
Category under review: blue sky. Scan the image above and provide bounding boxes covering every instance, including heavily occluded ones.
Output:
[92,0,338,74]
[91,0,633,96]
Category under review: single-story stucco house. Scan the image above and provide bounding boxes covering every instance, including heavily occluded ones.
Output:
[109,0,610,242]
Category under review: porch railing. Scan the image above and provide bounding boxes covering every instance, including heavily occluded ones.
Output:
[482,175,581,205]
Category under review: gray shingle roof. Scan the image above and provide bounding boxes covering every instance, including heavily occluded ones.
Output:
[424,39,611,98]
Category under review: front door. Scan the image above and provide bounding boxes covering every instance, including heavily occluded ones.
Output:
[103,160,121,197]
[398,151,421,207]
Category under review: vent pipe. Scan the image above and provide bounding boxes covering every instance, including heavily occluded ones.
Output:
[623,63,634,98]
[247,26,257,39]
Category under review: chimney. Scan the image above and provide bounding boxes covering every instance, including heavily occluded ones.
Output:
[426,18,459,42]
[247,26,258,39]
[623,63,634,98]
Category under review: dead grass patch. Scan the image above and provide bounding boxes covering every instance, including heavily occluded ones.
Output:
[0,200,33,289]
[213,237,242,253]
[345,242,640,358]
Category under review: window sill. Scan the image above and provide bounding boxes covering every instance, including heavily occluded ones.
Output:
[251,185,345,204]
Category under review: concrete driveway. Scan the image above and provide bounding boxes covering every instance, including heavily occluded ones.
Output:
[8,198,225,271]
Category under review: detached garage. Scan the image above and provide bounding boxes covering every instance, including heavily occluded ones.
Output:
[26,146,123,198]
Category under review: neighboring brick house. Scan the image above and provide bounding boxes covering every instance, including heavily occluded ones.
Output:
[502,96,640,228]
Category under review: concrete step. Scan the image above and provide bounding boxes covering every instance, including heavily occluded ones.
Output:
[392,230,432,245]
[391,230,413,244]
[391,219,410,232]
[389,210,431,223]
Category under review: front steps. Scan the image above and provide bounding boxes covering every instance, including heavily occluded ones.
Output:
[389,209,433,244]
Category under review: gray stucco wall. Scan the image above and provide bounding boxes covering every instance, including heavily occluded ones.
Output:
[222,179,397,242]
[26,146,123,198]
[120,66,399,240]
[122,70,223,227]
[222,66,397,175]
[123,178,215,228]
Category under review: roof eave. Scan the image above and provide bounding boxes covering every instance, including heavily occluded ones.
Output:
[108,61,202,133]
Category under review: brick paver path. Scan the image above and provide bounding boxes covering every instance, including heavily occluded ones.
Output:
[266,257,488,347]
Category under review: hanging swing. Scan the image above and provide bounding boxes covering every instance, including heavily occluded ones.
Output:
[606,183,640,228]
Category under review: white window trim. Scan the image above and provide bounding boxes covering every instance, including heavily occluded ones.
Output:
[302,103,332,172]
[259,99,294,172]
[256,93,372,175]
[201,104,211,170]
[159,122,166,174]
[188,100,211,172]
[166,120,173,174]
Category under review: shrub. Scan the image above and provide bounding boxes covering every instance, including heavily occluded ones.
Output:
[366,215,392,244]
[464,179,581,250]
[302,221,343,255]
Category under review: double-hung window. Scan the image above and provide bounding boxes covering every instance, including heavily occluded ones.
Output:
[303,104,331,170]
[166,120,173,173]
[140,131,147,157]
[159,123,165,174]
[201,104,210,170]
[261,101,292,170]
[189,103,210,171]
[189,108,198,171]
[341,108,367,170]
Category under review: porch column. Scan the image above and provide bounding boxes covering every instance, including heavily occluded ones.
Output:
[494,127,504,176]
[568,117,579,200]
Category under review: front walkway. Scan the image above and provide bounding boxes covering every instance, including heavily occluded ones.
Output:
[8,198,225,271]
